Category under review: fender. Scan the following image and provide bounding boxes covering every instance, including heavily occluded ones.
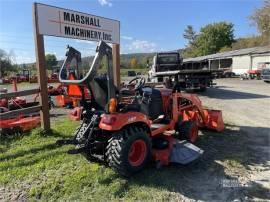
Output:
[99,112,151,131]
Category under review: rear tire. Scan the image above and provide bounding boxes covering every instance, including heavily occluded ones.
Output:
[106,127,151,176]
[178,120,198,143]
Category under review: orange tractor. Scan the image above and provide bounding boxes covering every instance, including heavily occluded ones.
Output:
[57,41,224,176]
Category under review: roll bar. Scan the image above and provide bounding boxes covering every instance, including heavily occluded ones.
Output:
[59,40,115,100]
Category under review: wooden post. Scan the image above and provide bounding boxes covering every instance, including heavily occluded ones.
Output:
[33,3,50,131]
[112,44,120,87]
[250,54,253,70]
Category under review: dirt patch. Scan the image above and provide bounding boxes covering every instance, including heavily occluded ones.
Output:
[0,186,26,202]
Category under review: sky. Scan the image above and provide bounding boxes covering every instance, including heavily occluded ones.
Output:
[0,0,263,64]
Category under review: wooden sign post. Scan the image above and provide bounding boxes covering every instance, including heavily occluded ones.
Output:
[113,44,120,87]
[33,3,50,131]
[32,3,120,131]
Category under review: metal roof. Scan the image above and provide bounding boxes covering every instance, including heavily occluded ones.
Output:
[183,46,270,63]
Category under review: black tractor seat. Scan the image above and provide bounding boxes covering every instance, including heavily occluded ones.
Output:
[139,87,164,120]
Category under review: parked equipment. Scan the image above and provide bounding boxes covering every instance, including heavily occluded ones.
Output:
[148,52,221,91]
[57,41,224,176]
[0,81,40,135]
[261,68,270,83]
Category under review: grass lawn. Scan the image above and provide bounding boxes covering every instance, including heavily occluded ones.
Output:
[0,119,182,201]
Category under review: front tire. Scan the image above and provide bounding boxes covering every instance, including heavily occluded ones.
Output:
[178,120,198,143]
[106,127,151,176]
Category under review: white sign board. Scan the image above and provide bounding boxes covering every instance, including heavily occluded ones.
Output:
[36,3,120,44]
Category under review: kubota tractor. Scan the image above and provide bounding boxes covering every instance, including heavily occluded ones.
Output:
[57,41,224,176]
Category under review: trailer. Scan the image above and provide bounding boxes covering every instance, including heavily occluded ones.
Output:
[148,52,220,91]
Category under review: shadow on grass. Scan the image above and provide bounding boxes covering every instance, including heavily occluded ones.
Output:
[95,124,270,201]
[0,142,60,161]
[1,123,269,201]
[0,133,25,146]
[0,133,25,154]
[0,129,72,165]
[0,149,66,172]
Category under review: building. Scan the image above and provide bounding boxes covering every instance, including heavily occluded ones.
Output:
[183,46,270,75]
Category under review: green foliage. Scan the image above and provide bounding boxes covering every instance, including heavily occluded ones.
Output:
[130,58,138,69]
[195,22,234,55]
[232,35,269,49]
[218,35,269,53]
[250,0,270,38]
[183,22,235,57]
[45,54,57,70]
[183,25,197,46]
[218,46,233,53]
[0,49,17,76]
[120,53,154,69]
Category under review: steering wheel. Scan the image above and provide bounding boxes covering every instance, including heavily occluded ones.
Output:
[128,77,146,90]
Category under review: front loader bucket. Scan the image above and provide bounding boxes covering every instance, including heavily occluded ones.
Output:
[203,109,224,132]
[170,140,204,164]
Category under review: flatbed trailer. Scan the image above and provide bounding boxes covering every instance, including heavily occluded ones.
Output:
[150,69,221,91]
[148,52,221,91]
[176,69,221,91]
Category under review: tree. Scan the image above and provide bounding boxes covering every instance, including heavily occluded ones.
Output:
[130,58,138,69]
[194,22,234,56]
[232,36,267,49]
[0,49,14,77]
[182,22,235,57]
[183,25,197,46]
[250,0,270,38]
[45,54,57,70]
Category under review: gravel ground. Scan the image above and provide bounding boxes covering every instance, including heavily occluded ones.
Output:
[200,78,270,130]
[194,78,270,201]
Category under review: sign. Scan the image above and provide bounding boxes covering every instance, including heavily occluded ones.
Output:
[36,3,120,44]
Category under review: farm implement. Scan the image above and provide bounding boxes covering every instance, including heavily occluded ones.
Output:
[57,41,224,176]
[0,81,40,135]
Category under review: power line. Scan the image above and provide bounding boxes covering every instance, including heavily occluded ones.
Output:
[0,33,99,45]
[0,41,96,52]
